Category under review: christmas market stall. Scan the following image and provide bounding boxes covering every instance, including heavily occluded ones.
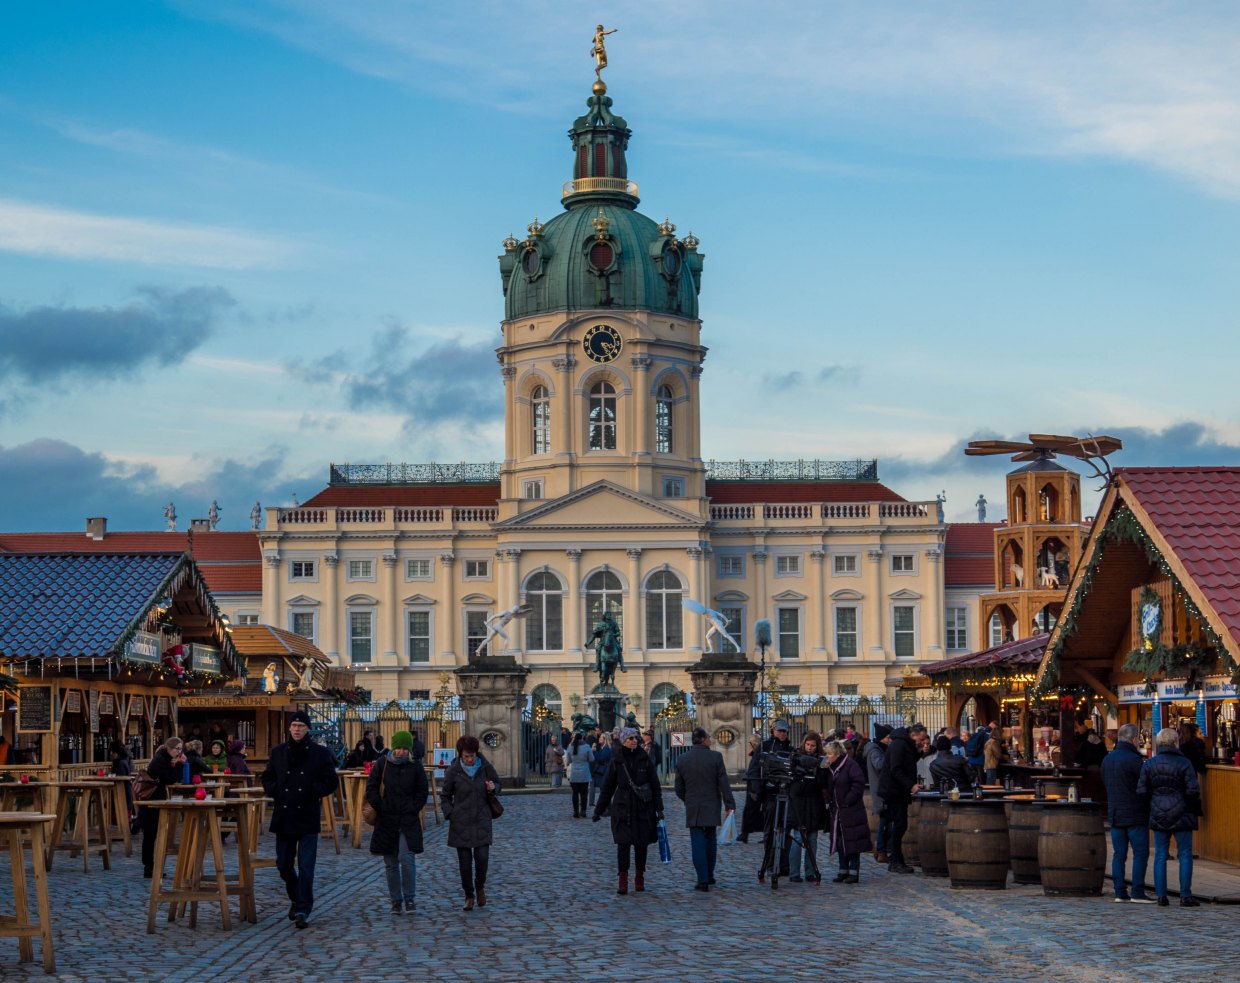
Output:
[176,624,361,766]
[0,551,241,779]
[1034,467,1240,863]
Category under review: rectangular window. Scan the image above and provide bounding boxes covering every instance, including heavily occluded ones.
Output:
[349,611,373,664]
[522,479,544,500]
[836,683,859,696]
[946,607,968,651]
[662,476,685,498]
[778,608,800,658]
[348,559,374,580]
[290,611,315,640]
[893,605,916,659]
[291,560,315,579]
[833,554,857,575]
[891,554,914,574]
[466,610,489,658]
[406,558,432,580]
[717,555,744,577]
[990,613,1005,647]
[464,559,490,579]
[719,606,743,651]
[835,607,858,659]
[775,555,801,576]
[408,689,430,701]
[237,614,259,626]
[407,610,431,663]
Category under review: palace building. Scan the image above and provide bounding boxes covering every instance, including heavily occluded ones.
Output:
[252,70,975,714]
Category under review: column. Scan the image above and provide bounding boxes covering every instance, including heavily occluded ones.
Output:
[506,549,523,657]
[383,552,399,664]
[565,550,582,658]
[810,549,827,658]
[626,548,642,658]
[631,353,652,461]
[925,547,944,658]
[261,551,281,628]
[321,553,339,662]
[500,364,517,466]
[865,548,884,660]
[687,545,704,655]
[439,553,456,661]
[753,549,768,624]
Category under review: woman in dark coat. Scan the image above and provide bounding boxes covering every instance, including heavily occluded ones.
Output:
[366,730,428,914]
[140,737,184,877]
[787,731,829,882]
[1137,728,1202,905]
[825,739,872,883]
[592,727,664,895]
[440,734,502,911]
[226,739,251,775]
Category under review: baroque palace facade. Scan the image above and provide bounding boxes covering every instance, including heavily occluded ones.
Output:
[255,74,976,712]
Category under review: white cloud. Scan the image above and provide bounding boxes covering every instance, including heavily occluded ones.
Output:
[0,197,298,269]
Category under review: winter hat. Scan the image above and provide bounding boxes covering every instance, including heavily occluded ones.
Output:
[772,719,790,732]
[618,727,640,742]
[874,724,893,741]
[289,710,311,726]
[210,739,225,755]
[934,735,952,752]
[391,730,414,751]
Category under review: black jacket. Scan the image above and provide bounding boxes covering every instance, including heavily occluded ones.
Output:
[1101,741,1150,827]
[262,738,339,837]
[145,747,180,801]
[788,760,829,831]
[929,751,973,791]
[745,735,792,800]
[878,729,919,804]
[1076,733,1108,768]
[366,752,428,856]
[441,755,502,849]
[594,744,664,846]
[1137,747,1201,832]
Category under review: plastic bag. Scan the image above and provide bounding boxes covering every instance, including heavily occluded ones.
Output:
[657,819,672,863]
[720,811,737,846]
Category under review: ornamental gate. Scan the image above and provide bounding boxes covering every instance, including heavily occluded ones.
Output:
[652,706,696,785]
[521,706,560,787]
[342,700,461,756]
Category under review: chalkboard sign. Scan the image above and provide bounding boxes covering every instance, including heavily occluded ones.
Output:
[89,689,101,733]
[18,685,54,733]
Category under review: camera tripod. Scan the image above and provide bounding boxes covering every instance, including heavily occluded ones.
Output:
[757,786,821,890]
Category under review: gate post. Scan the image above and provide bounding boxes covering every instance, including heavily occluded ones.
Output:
[686,652,760,780]
[454,655,531,785]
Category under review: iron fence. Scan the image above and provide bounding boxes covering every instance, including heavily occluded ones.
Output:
[652,710,696,785]
[755,693,948,745]
[340,700,462,755]
[521,707,561,788]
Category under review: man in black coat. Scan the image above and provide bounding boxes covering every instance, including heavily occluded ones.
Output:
[878,723,926,873]
[262,710,338,928]
[1101,723,1154,903]
[674,727,735,891]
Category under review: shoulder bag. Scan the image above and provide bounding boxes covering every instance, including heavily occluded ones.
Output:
[622,760,653,804]
[132,769,159,802]
[362,762,385,826]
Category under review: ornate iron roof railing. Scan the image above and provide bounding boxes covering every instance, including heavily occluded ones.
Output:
[330,462,501,485]
[704,459,879,482]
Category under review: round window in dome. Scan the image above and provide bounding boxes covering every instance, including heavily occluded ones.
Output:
[523,247,541,276]
[661,244,681,277]
[589,241,615,271]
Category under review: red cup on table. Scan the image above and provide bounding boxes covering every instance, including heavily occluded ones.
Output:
[192,774,202,785]
[96,768,106,777]
[363,761,372,775]
[19,775,30,784]
[194,788,207,801]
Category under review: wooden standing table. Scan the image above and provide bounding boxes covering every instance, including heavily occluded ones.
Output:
[46,780,111,873]
[0,812,56,973]
[144,799,238,932]
[341,773,368,849]
[94,775,135,857]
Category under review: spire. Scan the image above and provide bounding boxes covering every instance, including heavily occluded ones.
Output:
[563,26,638,209]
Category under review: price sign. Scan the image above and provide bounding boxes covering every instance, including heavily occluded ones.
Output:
[17,685,53,733]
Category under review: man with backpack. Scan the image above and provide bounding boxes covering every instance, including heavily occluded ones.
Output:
[965,724,990,784]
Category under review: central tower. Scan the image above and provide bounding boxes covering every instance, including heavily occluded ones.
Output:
[495,67,706,518]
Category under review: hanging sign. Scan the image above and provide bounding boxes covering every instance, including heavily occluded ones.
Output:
[129,697,144,717]
[1117,683,1150,705]
[189,644,222,674]
[99,693,115,716]
[127,630,161,665]
[156,697,171,719]
[1156,680,1189,701]
[1203,677,1238,700]
[17,685,54,733]
[88,689,101,733]
[65,690,82,714]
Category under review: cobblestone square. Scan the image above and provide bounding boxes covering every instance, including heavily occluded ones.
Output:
[2,791,1233,982]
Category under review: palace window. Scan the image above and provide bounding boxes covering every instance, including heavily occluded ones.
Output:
[524,571,564,651]
[349,610,373,664]
[290,560,315,580]
[893,605,916,659]
[946,606,968,651]
[406,558,432,580]
[775,555,801,576]
[347,559,374,580]
[237,613,259,626]
[655,384,673,453]
[989,611,1006,647]
[649,682,681,717]
[407,610,431,663]
[833,554,857,575]
[662,476,685,498]
[719,606,743,651]
[835,607,858,659]
[290,611,316,642]
[588,381,617,450]
[466,609,489,659]
[585,569,624,632]
[531,385,551,454]
[778,608,800,658]
[891,554,914,574]
[464,559,490,579]
[836,684,859,696]
[523,478,544,500]
[531,684,563,718]
[408,690,430,701]
[717,555,744,577]
[645,570,684,650]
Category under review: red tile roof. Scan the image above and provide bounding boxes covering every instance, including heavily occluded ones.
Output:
[922,633,1047,676]
[1118,467,1240,655]
[302,484,501,507]
[705,481,905,504]
[944,522,999,587]
[196,564,263,592]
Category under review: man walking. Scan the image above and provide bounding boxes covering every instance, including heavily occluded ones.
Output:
[1101,723,1154,903]
[675,727,735,892]
[878,722,926,873]
[262,710,339,928]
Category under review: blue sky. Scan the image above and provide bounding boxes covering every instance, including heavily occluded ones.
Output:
[1,1,1238,531]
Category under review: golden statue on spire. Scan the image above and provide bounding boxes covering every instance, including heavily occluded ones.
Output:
[591,24,617,89]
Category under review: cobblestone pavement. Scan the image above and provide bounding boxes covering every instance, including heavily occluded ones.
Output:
[3,791,1235,982]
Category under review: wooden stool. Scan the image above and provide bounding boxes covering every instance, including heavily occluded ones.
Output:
[46,781,111,873]
[145,800,232,932]
[0,813,56,973]
[424,767,442,826]
[332,779,352,842]
[319,796,341,855]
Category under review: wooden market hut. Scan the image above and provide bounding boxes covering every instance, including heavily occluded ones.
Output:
[176,624,356,766]
[0,551,241,777]
[1034,467,1240,863]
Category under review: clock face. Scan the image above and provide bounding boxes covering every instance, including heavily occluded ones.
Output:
[583,323,623,363]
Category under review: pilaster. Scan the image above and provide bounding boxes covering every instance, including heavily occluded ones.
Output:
[865,548,884,660]
[439,553,456,660]
[321,553,339,661]
[566,549,583,657]
[626,548,642,656]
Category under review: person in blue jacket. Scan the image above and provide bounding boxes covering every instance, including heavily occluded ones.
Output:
[1137,727,1202,907]
[1100,723,1154,903]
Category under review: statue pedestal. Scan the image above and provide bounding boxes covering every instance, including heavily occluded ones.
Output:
[454,656,531,785]
[588,683,623,733]
[686,652,760,779]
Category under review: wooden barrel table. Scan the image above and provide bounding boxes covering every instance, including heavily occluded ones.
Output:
[1006,798,1052,885]
[1037,800,1105,896]
[917,794,949,877]
[945,799,1009,890]
[1038,779,1077,799]
[904,798,921,867]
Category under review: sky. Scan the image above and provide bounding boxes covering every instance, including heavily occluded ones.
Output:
[1,1,1238,532]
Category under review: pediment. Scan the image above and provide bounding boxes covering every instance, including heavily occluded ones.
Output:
[831,589,864,601]
[495,480,704,529]
[286,595,320,607]
[714,590,749,602]
[344,593,379,605]
[460,593,495,604]
[402,594,436,606]
[888,588,922,600]
[772,589,807,602]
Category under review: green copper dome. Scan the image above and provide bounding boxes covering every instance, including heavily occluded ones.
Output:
[499,85,703,321]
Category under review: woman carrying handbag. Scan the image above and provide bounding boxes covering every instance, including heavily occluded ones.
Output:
[365,730,428,915]
[440,735,502,911]
[592,727,664,895]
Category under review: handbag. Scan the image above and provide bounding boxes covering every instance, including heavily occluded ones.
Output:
[486,789,504,819]
[362,762,385,826]
[622,761,653,803]
[720,811,737,846]
[132,769,159,802]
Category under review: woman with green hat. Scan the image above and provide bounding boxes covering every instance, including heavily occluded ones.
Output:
[365,730,429,914]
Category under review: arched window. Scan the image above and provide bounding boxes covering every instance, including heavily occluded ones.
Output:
[649,682,681,717]
[645,570,683,650]
[588,381,617,450]
[530,683,562,718]
[524,571,563,651]
[531,385,551,454]
[585,570,624,632]
[655,384,673,454]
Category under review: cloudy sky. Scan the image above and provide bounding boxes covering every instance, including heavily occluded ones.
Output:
[2,1,1238,531]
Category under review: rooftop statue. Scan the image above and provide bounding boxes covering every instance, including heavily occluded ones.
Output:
[976,493,987,522]
[250,501,262,530]
[591,24,616,82]
[162,502,177,532]
[207,499,222,530]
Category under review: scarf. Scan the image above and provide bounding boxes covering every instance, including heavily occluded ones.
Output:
[461,758,482,779]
